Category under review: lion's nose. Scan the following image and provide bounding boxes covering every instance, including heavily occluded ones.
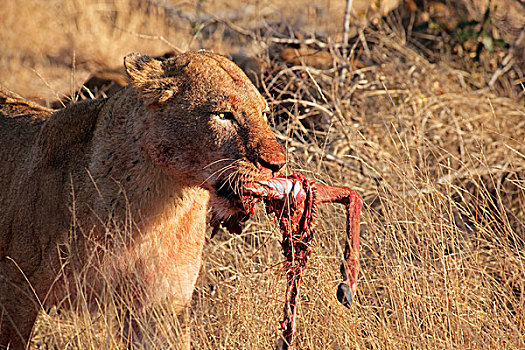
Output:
[257,148,287,174]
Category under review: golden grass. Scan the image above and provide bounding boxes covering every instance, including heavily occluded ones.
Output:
[2,0,524,349]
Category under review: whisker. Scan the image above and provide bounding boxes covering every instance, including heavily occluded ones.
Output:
[199,159,242,187]
[202,158,236,170]
[200,164,235,188]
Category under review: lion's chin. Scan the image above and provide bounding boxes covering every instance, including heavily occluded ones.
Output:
[209,193,241,220]
[209,193,253,235]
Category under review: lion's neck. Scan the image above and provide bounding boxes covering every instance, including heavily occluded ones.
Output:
[85,90,210,238]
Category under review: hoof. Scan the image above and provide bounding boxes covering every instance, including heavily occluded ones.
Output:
[336,282,353,308]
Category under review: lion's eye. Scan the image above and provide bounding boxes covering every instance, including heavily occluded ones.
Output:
[215,112,235,121]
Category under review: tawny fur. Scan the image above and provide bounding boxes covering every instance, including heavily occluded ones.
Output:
[0,51,286,349]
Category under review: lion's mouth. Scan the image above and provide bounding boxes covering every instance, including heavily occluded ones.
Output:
[213,179,253,210]
[209,178,260,235]
[209,166,280,234]
[213,179,239,202]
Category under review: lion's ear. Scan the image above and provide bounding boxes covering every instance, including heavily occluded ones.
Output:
[124,53,164,82]
[124,53,176,104]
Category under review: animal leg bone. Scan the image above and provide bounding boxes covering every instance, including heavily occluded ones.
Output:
[242,173,362,349]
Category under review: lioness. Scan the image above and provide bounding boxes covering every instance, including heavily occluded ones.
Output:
[0,51,286,349]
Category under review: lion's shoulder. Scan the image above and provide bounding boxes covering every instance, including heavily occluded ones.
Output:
[0,86,52,182]
[0,86,107,199]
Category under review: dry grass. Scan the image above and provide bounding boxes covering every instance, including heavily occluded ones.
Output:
[1,0,524,349]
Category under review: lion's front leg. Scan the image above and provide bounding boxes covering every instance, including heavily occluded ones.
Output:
[0,260,46,350]
[114,239,205,349]
[0,286,40,350]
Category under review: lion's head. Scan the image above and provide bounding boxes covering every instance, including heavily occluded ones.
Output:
[123,51,286,220]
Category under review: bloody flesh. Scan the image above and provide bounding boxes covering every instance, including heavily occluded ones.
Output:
[214,173,362,350]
